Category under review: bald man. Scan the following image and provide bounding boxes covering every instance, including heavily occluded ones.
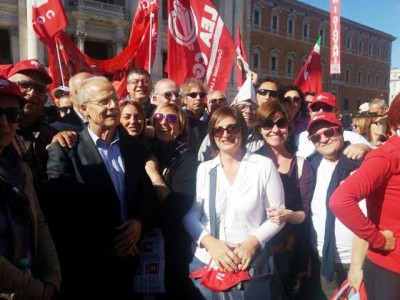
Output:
[152,78,180,107]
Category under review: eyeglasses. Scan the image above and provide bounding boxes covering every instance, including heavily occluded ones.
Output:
[153,113,178,124]
[367,112,386,117]
[212,124,241,138]
[261,118,288,130]
[186,92,206,99]
[308,127,341,144]
[209,97,226,105]
[309,104,333,112]
[58,106,73,114]
[236,103,256,112]
[87,96,119,107]
[0,107,23,123]
[15,81,47,95]
[128,79,151,86]
[256,89,278,98]
[161,91,180,100]
[283,96,301,105]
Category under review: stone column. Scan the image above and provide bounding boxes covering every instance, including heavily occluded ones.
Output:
[26,0,38,59]
[76,20,87,51]
[114,27,124,54]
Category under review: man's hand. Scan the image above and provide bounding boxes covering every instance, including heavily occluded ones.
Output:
[114,219,142,257]
[48,131,78,149]
[343,144,371,160]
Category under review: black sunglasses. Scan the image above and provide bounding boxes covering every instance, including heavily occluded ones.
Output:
[15,81,47,95]
[256,89,278,97]
[153,113,178,124]
[283,96,301,105]
[58,106,73,114]
[261,118,288,130]
[0,107,23,123]
[209,97,226,105]
[212,124,241,138]
[309,104,333,112]
[308,127,340,144]
[163,91,180,100]
[186,92,206,99]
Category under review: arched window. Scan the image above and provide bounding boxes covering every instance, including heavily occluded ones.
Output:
[357,69,362,85]
[271,8,280,33]
[358,38,364,54]
[287,15,295,37]
[319,24,326,44]
[345,68,351,83]
[270,49,280,73]
[253,8,261,27]
[286,56,294,76]
[302,19,311,41]
[346,35,352,52]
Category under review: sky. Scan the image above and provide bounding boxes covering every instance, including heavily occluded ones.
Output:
[302,0,400,68]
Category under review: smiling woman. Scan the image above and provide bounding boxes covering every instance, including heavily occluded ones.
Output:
[119,101,146,142]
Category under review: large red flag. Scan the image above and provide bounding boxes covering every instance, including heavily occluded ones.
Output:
[129,0,159,72]
[32,0,68,42]
[165,0,236,93]
[235,25,249,90]
[294,36,322,94]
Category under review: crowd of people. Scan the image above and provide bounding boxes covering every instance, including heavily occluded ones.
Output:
[0,58,398,300]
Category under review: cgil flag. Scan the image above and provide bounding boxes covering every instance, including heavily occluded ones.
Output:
[165,0,236,93]
[32,0,68,42]
[294,36,322,95]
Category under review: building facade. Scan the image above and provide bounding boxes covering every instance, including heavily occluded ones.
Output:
[390,67,400,104]
[0,0,395,112]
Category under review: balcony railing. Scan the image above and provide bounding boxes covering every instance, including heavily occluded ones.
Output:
[69,0,125,19]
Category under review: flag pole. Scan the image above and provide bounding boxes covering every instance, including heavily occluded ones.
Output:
[55,39,65,86]
[148,11,154,75]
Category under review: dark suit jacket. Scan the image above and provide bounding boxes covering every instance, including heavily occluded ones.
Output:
[50,109,85,132]
[45,125,154,299]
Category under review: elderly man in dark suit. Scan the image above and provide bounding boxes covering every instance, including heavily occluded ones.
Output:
[45,76,154,299]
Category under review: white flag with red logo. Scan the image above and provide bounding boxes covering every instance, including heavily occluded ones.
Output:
[165,0,236,93]
[129,0,159,72]
[294,36,322,95]
[32,0,68,42]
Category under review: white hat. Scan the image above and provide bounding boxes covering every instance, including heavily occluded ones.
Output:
[358,102,369,113]
[52,86,70,99]
[230,76,257,107]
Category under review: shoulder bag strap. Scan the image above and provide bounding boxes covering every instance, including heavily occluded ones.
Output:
[209,166,218,238]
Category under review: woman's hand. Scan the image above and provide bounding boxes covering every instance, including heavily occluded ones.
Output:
[114,219,142,257]
[266,207,292,225]
[233,236,260,270]
[145,156,161,181]
[202,235,241,272]
[380,230,396,251]
[347,264,363,291]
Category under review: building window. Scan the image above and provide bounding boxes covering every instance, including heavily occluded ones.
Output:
[357,70,362,84]
[286,57,293,75]
[253,9,260,26]
[367,72,372,86]
[303,22,310,40]
[319,28,325,44]
[0,29,11,64]
[368,43,373,56]
[271,15,279,31]
[343,98,349,111]
[376,74,380,87]
[377,46,381,59]
[288,19,294,36]
[346,36,352,52]
[358,39,363,54]
[345,69,351,83]
[270,56,277,71]
[253,53,260,69]
[85,40,109,59]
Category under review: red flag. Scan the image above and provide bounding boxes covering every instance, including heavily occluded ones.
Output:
[165,0,236,93]
[294,37,322,95]
[129,0,159,71]
[32,0,68,42]
[235,25,249,90]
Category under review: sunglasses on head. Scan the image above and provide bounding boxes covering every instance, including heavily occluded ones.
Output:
[15,81,47,95]
[209,97,226,105]
[261,118,288,130]
[163,91,180,100]
[153,113,178,124]
[256,89,278,97]
[308,127,341,144]
[212,124,241,138]
[309,104,334,112]
[283,96,301,105]
[186,92,206,99]
[0,107,23,123]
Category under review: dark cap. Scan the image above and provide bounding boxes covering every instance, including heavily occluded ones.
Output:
[8,59,53,84]
[0,76,26,104]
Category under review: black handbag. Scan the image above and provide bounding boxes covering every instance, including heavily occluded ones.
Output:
[208,167,286,300]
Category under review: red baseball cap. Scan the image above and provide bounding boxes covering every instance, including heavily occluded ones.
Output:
[307,111,342,133]
[8,59,53,84]
[0,76,26,104]
[309,92,338,110]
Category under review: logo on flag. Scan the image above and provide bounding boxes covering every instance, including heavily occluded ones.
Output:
[169,1,198,48]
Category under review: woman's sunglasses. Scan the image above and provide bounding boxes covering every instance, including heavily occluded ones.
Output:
[0,107,23,123]
[283,96,301,105]
[212,124,241,138]
[153,113,178,124]
[256,89,278,97]
[308,127,341,144]
[260,118,288,130]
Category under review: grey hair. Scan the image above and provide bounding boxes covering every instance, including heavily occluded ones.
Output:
[76,76,110,106]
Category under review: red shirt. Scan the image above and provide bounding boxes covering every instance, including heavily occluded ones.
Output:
[330,134,400,273]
